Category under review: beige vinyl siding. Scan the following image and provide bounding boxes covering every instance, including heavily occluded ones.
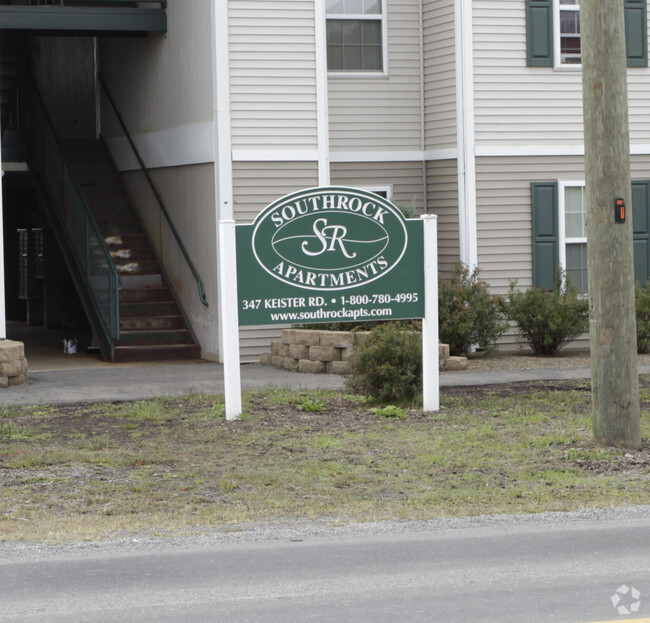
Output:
[477,154,650,291]
[473,1,583,146]
[426,159,459,274]
[473,1,650,147]
[330,161,426,211]
[328,0,423,151]
[475,156,585,293]
[233,161,319,360]
[423,0,457,151]
[229,0,318,151]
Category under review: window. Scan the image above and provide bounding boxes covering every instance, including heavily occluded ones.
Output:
[556,0,581,66]
[559,182,587,290]
[531,180,650,292]
[326,0,384,72]
[526,0,648,68]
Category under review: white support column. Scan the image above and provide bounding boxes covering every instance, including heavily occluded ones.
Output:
[218,219,242,421]
[455,0,478,270]
[421,215,439,412]
[212,0,234,364]
[314,0,330,186]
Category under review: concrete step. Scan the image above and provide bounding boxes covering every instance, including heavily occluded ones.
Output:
[113,343,201,363]
[120,300,179,317]
[120,314,186,331]
[116,328,194,346]
[120,286,172,304]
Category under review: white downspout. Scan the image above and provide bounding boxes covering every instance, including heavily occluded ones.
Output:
[212,0,234,362]
[455,0,478,270]
[314,0,330,186]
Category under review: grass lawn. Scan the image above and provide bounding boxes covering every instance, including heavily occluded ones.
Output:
[0,378,648,543]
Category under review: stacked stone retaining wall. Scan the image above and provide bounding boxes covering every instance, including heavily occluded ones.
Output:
[260,329,466,374]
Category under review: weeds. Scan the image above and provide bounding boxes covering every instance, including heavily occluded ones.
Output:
[0,383,648,543]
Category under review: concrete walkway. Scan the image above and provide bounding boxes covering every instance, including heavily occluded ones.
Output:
[3,357,650,407]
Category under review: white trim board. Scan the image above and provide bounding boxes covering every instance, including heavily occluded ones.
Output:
[105,122,215,171]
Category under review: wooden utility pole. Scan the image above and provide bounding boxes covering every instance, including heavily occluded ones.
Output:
[581,0,641,448]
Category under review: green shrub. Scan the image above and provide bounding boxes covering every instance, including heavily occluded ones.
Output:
[503,270,589,356]
[438,263,507,356]
[345,323,422,405]
[636,282,650,353]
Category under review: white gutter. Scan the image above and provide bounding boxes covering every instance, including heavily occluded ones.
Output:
[212,0,234,363]
[454,0,477,270]
[314,0,330,186]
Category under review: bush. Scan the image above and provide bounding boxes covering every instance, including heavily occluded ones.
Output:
[345,323,422,405]
[636,282,650,353]
[503,270,589,356]
[438,263,507,356]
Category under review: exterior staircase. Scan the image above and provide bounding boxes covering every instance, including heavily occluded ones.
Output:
[62,139,201,362]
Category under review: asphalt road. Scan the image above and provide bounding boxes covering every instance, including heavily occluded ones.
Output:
[1,509,649,622]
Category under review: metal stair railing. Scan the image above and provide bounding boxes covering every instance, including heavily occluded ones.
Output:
[98,72,209,307]
[22,74,122,353]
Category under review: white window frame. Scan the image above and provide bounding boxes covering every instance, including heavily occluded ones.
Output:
[553,0,582,70]
[364,184,393,200]
[558,180,587,290]
[326,0,388,78]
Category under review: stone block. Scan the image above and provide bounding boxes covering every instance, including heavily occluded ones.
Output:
[8,374,27,387]
[340,347,354,361]
[0,341,24,363]
[0,360,23,378]
[319,331,355,348]
[281,329,321,346]
[271,355,285,368]
[289,344,310,359]
[325,360,351,375]
[283,357,299,371]
[440,356,467,371]
[439,343,450,360]
[309,345,341,362]
[298,359,325,374]
[271,341,289,357]
[0,376,8,389]
[259,353,273,366]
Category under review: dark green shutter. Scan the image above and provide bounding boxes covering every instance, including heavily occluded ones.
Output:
[632,180,650,285]
[526,0,553,67]
[625,0,648,67]
[531,182,559,290]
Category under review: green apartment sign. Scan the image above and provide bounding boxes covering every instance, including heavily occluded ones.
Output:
[236,187,425,326]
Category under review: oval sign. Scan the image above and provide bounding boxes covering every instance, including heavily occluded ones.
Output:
[251,187,408,291]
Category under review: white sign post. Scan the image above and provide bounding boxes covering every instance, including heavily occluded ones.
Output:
[218,219,242,420]
[421,215,439,412]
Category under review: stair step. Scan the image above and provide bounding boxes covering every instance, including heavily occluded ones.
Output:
[117,329,194,346]
[116,260,159,275]
[110,247,155,262]
[120,274,163,288]
[120,315,186,331]
[91,196,130,210]
[120,300,179,316]
[120,286,172,304]
[112,343,201,363]
[105,233,148,248]
[81,184,123,198]
[99,221,142,235]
